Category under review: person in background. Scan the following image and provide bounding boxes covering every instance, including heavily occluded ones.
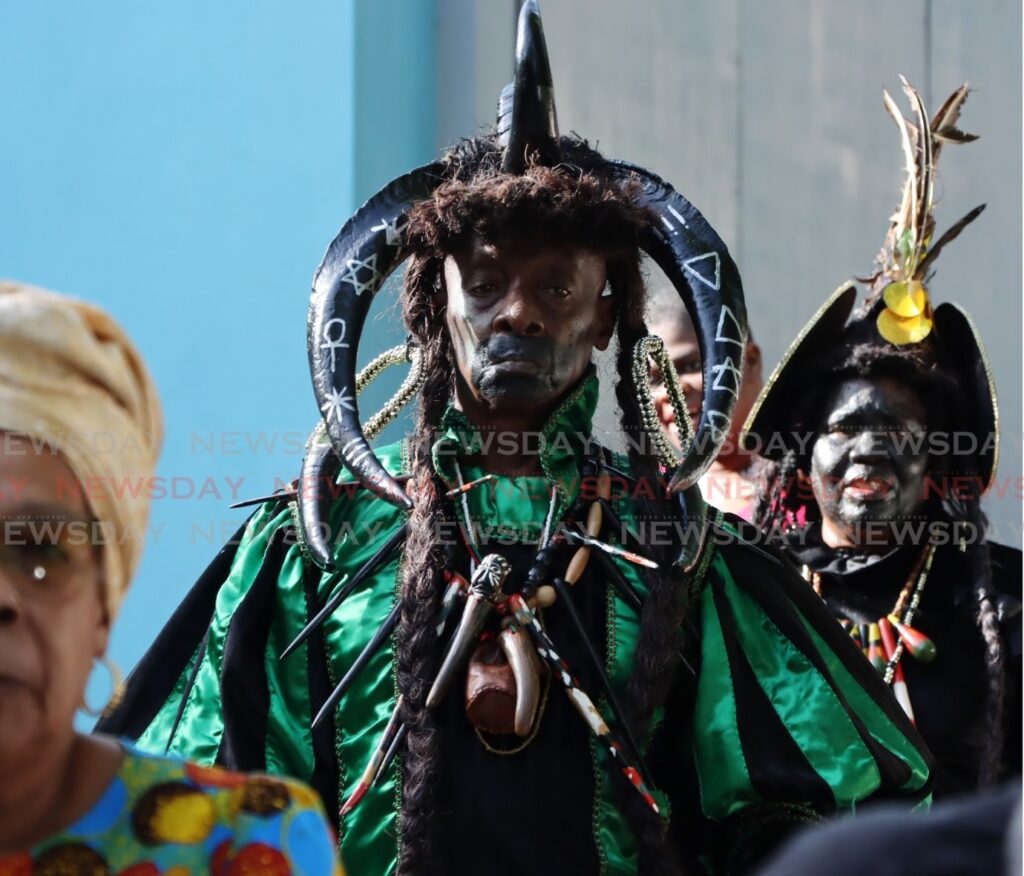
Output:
[648,287,764,518]
[743,81,1021,797]
[0,281,344,875]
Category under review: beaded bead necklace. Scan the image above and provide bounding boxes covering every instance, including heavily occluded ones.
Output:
[803,543,937,723]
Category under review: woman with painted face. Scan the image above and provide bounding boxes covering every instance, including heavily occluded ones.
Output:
[743,82,1021,798]
[0,282,344,874]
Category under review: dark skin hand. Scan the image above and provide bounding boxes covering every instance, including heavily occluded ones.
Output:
[442,238,615,476]
[810,377,930,549]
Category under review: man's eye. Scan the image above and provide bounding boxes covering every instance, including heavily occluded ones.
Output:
[468,283,499,296]
[677,359,701,374]
[542,286,571,299]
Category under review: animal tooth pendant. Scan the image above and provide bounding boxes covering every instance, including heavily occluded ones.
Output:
[887,614,936,662]
[498,623,542,736]
[427,555,510,710]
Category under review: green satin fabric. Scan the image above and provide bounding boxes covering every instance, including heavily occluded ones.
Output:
[136,378,931,875]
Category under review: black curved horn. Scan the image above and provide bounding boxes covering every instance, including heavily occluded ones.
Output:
[499,0,560,173]
[307,162,445,537]
[608,161,748,492]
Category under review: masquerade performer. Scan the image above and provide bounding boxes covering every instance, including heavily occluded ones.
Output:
[647,287,764,519]
[101,6,931,874]
[0,283,344,874]
[744,79,1022,798]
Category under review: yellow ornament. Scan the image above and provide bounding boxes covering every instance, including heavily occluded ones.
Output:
[877,308,933,345]
[882,280,928,317]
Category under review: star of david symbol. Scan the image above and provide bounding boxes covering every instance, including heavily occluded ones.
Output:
[320,386,356,424]
[339,254,381,297]
[371,215,407,248]
[710,356,742,399]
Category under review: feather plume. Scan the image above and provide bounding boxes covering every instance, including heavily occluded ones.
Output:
[915,204,986,278]
[931,84,969,131]
[933,127,979,144]
[882,88,919,270]
[931,84,975,161]
[901,76,934,257]
[874,79,981,287]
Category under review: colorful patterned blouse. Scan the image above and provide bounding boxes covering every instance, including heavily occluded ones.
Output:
[0,744,345,875]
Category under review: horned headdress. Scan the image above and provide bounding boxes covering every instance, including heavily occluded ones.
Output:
[301,0,747,566]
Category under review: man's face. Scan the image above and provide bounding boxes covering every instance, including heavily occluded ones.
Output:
[652,314,762,454]
[443,239,615,417]
[810,377,929,544]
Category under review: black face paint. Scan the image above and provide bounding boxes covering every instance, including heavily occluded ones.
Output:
[443,240,612,415]
[810,377,930,545]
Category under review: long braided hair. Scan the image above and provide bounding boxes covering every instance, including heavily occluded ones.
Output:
[391,132,697,875]
[755,326,1008,787]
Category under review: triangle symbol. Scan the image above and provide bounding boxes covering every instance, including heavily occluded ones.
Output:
[715,305,745,347]
[682,252,721,291]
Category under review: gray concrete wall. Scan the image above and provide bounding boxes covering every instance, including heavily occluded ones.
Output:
[434,0,1021,545]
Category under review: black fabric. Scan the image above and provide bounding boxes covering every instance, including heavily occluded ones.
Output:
[711,580,837,812]
[304,562,342,827]
[756,781,1021,876]
[433,540,603,876]
[95,518,250,738]
[217,523,292,770]
[782,526,1023,796]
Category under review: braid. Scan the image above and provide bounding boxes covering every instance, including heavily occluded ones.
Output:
[753,448,806,536]
[394,255,453,874]
[974,591,1005,786]
[614,266,692,876]
[958,494,1006,787]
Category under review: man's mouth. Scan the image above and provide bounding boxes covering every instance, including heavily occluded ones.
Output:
[842,476,894,501]
[489,356,542,373]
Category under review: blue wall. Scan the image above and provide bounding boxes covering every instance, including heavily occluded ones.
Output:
[0,1,437,694]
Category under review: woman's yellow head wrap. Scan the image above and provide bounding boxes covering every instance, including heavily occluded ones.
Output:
[0,280,163,617]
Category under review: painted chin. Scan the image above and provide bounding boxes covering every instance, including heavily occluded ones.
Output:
[837,481,903,524]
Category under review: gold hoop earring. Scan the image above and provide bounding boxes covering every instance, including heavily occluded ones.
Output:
[631,334,694,470]
[81,654,125,719]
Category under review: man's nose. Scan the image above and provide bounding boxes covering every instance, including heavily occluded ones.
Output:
[678,374,703,406]
[849,429,889,462]
[493,286,543,336]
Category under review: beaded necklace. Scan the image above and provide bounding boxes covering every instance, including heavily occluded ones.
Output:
[803,543,937,723]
